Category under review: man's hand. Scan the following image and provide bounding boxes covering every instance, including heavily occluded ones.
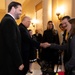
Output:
[19,64,24,71]
[40,42,51,48]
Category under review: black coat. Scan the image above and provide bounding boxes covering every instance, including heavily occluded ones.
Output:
[0,14,23,75]
[19,23,40,74]
[41,29,59,63]
[50,35,75,71]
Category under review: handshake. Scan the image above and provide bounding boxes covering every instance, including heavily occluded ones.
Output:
[40,42,51,48]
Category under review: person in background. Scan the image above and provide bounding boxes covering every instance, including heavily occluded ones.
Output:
[28,29,37,74]
[28,29,37,61]
[0,1,24,75]
[33,29,42,43]
[33,29,43,59]
[59,23,66,45]
[19,16,49,75]
[41,21,60,70]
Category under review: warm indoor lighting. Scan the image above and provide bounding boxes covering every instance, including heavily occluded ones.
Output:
[56,6,65,21]
[31,19,38,27]
[56,12,62,21]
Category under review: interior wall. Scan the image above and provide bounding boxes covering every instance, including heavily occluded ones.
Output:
[0,0,5,21]
[36,8,43,34]
[22,0,42,18]
[42,0,52,31]
[0,0,5,10]
[0,0,13,21]
[0,10,6,21]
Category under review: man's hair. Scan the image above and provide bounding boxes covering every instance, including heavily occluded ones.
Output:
[22,16,31,22]
[8,1,21,12]
[62,16,70,20]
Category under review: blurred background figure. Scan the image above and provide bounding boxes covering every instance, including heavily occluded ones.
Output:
[28,29,37,74]
[59,23,66,45]
[33,29,42,43]
[33,29,43,59]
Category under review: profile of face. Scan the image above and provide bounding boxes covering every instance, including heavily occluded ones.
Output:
[24,18,31,28]
[14,5,22,19]
[61,18,69,29]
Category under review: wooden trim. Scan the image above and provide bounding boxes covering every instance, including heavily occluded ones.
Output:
[35,2,42,12]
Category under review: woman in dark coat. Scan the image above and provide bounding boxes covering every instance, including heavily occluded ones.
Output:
[41,21,59,69]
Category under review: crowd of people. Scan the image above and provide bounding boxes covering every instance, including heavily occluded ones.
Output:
[0,1,75,75]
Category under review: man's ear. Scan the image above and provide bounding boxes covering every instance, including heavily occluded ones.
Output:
[12,7,15,12]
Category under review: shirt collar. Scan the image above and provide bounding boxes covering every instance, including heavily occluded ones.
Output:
[8,13,15,20]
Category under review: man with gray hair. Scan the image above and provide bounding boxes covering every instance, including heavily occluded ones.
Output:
[19,16,50,75]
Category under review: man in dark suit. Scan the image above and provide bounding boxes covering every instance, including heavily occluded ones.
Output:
[19,16,49,75]
[0,1,24,75]
[33,29,42,43]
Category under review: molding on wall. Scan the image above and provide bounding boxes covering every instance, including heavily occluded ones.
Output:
[35,1,42,12]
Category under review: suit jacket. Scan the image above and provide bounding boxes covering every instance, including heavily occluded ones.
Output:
[0,14,23,75]
[19,23,40,74]
[50,34,75,71]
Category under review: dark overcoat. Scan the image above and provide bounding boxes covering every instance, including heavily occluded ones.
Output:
[0,14,23,75]
[41,29,59,63]
[19,23,40,75]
